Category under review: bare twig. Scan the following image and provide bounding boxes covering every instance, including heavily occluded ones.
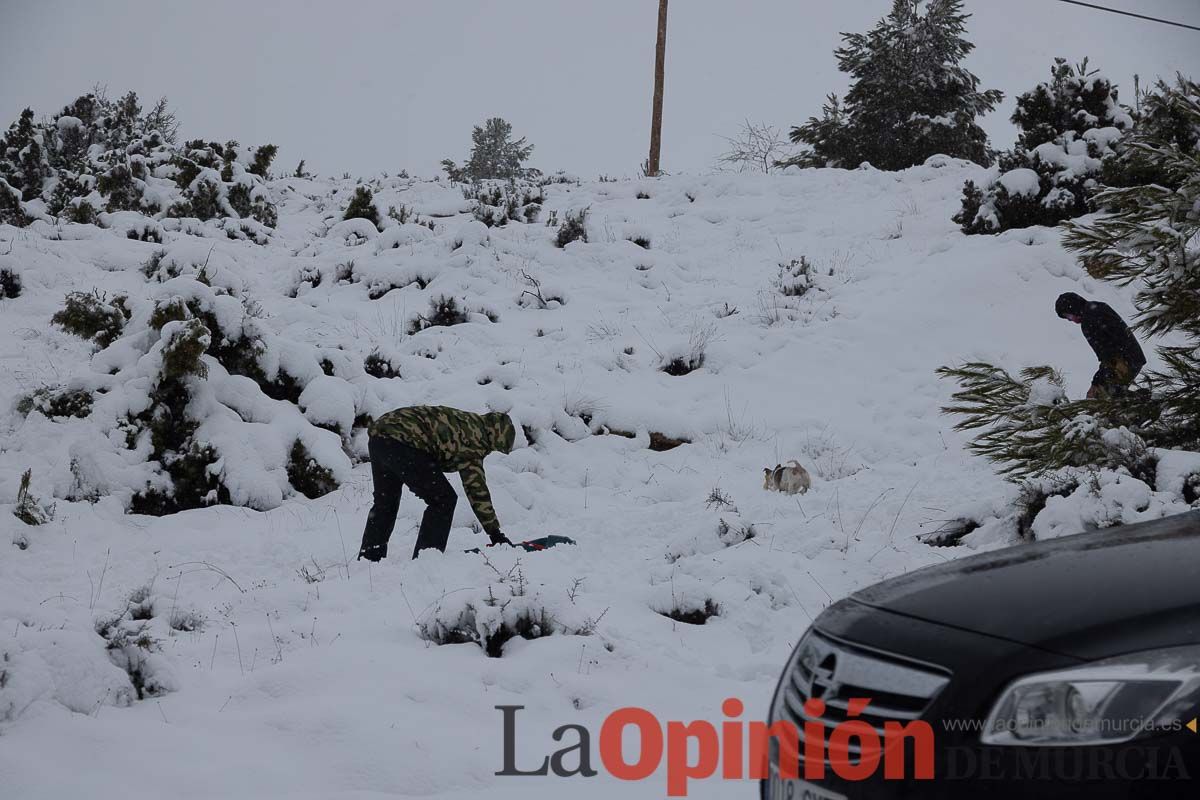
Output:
[716,119,792,174]
[168,561,245,593]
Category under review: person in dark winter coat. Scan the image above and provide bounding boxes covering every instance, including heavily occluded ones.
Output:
[358,405,516,561]
[1055,292,1146,399]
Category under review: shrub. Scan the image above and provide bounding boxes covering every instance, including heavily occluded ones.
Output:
[661,354,704,376]
[17,386,93,419]
[130,443,226,516]
[1014,474,1083,541]
[66,199,98,225]
[469,183,543,227]
[716,518,756,546]
[227,182,277,227]
[94,611,174,700]
[0,90,278,234]
[554,208,588,248]
[0,177,28,226]
[418,594,590,658]
[159,319,211,382]
[408,294,470,334]
[343,186,380,229]
[248,144,278,178]
[659,323,715,377]
[658,598,720,625]
[51,290,130,347]
[106,285,349,515]
[648,432,690,451]
[0,266,20,299]
[168,609,205,633]
[186,177,224,221]
[388,204,413,224]
[364,350,402,379]
[775,257,815,297]
[13,469,54,526]
[287,440,339,499]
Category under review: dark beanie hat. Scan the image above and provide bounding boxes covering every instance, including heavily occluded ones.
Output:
[1055,292,1086,318]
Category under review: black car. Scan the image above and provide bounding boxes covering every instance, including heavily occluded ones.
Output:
[764,510,1200,799]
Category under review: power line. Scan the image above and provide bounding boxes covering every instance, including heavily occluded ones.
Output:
[1051,0,1200,31]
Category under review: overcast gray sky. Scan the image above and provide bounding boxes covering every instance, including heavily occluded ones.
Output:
[1,1,1197,178]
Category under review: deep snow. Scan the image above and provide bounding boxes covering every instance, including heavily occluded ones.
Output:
[0,160,1190,798]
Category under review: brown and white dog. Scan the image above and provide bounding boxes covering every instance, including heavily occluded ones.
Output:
[763,461,812,495]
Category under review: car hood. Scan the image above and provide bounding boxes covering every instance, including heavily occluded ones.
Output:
[852,511,1200,660]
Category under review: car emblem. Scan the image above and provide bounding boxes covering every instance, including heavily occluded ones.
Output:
[809,653,839,700]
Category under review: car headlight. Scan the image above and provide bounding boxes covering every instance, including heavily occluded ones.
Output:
[982,645,1200,746]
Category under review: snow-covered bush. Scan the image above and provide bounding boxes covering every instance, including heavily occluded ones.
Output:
[16,386,94,419]
[467,182,542,227]
[12,469,54,527]
[287,440,340,500]
[51,290,130,347]
[650,576,721,625]
[955,59,1132,234]
[417,562,602,658]
[659,322,716,376]
[554,208,588,248]
[342,186,381,229]
[45,279,355,514]
[0,176,27,225]
[93,586,179,700]
[0,264,20,298]
[363,349,402,379]
[774,257,816,297]
[0,89,278,237]
[408,294,497,335]
[940,456,1195,548]
[0,629,138,721]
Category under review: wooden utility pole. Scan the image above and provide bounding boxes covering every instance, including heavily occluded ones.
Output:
[647,0,668,177]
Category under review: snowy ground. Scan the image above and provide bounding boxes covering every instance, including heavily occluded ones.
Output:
[0,161,1159,798]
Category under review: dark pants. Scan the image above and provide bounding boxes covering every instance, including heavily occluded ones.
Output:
[359,436,457,561]
[1092,358,1144,399]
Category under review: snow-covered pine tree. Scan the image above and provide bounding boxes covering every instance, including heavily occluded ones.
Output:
[442,118,536,182]
[935,362,1153,480]
[249,144,278,178]
[0,176,26,226]
[783,0,1002,171]
[955,59,1132,234]
[1102,75,1200,191]
[1064,76,1200,448]
[939,77,1199,481]
[1,109,52,202]
[343,186,381,228]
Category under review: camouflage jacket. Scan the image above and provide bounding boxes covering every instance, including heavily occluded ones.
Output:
[370,406,516,535]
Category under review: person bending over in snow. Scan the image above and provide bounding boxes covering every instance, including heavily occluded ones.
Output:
[358,405,516,561]
[1055,292,1145,399]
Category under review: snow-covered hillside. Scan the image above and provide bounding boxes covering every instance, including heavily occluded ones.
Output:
[0,162,1191,798]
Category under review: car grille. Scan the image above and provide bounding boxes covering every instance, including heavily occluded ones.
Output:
[777,630,950,762]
